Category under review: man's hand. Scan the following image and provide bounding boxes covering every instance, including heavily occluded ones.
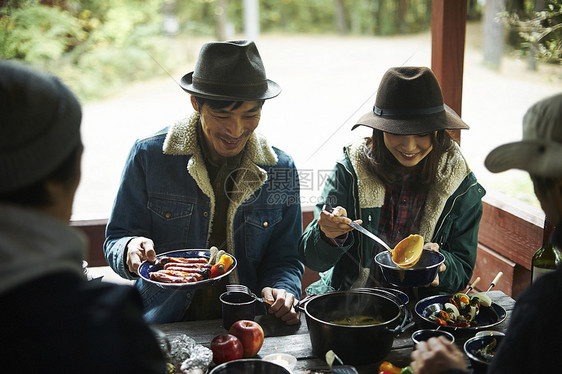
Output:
[423,242,446,287]
[410,337,467,374]
[126,237,156,275]
[318,206,362,239]
[261,287,300,325]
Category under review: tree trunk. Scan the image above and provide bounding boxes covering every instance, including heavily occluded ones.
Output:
[483,0,505,69]
[243,0,259,40]
[527,0,546,71]
[334,0,348,35]
[397,0,408,33]
[215,0,228,41]
[350,1,361,34]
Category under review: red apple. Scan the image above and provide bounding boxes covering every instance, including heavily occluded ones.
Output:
[210,333,244,364]
[228,320,264,358]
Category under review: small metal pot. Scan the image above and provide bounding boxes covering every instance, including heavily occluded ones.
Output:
[296,288,412,366]
[464,334,504,374]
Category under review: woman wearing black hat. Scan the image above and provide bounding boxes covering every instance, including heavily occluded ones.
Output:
[299,67,485,297]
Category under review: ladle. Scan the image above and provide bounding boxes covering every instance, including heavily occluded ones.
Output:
[321,205,424,268]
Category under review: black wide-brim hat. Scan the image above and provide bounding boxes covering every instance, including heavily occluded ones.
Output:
[180,40,281,101]
[353,66,469,135]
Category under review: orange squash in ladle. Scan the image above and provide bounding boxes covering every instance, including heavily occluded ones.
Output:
[391,234,424,268]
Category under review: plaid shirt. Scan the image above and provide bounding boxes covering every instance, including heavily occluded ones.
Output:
[378,171,428,248]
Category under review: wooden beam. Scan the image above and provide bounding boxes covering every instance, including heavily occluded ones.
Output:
[71,218,108,267]
[431,0,467,144]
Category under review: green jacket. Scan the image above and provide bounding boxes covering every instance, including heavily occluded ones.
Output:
[299,138,486,296]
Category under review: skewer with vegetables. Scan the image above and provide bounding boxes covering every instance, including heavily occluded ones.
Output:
[429,292,490,328]
[427,273,501,328]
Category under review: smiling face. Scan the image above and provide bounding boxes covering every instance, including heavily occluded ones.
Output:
[191,97,261,164]
[383,132,434,167]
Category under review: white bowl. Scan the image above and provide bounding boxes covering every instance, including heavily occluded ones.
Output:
[475,330,505,337]
[263,353,297,371]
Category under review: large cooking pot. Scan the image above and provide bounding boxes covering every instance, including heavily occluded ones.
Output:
[296,288,413,366]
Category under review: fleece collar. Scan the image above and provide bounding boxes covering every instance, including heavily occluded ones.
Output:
[346,138,470,239]
[162,113,279,283]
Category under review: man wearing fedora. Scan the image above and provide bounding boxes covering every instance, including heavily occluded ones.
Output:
[300,66,485,297]
[409,94,562,373]
[104,40,304,324]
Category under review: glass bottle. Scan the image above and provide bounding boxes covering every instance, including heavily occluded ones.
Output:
[531,220,561,283]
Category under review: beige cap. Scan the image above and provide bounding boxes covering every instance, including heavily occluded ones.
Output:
[485,93,562,177]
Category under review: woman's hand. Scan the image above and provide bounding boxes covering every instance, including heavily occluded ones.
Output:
[424,242,446,287]
[410,337,467,374]
[261,287,300,325]
[318,206,362,239]
[126,236,156,275]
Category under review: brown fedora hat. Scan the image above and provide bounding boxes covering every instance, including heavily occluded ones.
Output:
[352,66,469,134]
[180,40,281,101]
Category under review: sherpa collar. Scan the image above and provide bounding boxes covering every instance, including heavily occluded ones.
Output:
[346,138,470,240]
[162,113,279,205]
[162,112,279,283]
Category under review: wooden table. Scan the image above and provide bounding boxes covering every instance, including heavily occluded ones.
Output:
[155,290,515,373]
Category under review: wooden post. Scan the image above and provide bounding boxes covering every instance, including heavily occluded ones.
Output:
[431,0,467,144]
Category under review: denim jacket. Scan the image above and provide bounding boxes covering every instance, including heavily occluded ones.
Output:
[104,113,304,323]
[300,139,485,297]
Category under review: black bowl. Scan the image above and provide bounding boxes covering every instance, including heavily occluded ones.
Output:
[415,294,507,331]
[464,334,504,374]
[374,249,445,287]
[411,329,455,345]
[209,359,291,374]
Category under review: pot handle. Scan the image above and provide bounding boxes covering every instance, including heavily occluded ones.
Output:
[389,306,415,335]
[351,287,406,308]
[295,293,317,312]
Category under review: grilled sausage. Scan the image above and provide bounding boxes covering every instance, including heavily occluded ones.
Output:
[149,272,186,283]
[163,262,211,270]
[159,257,209,266]
[164,266,210,279]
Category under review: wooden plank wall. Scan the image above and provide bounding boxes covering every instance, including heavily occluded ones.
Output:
[472,194,543,298]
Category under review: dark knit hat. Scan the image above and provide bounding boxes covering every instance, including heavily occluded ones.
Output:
[0,60,82,194]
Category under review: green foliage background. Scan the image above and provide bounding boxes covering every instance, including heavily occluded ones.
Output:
[0,0,180,101]
[0,0,558,102]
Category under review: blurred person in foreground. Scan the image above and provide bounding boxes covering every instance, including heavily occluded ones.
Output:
[0,60,166,373]
[409,93,562,374]
[103,40,304,324]
[299,67,484,297]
